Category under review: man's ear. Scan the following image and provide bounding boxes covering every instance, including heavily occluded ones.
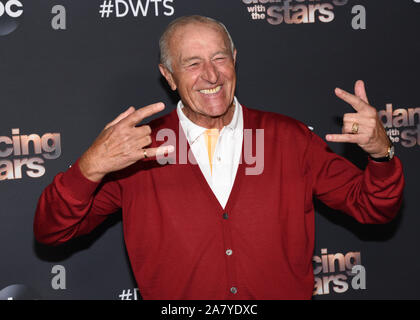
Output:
[159,64,177,91]
[233,49,237,66]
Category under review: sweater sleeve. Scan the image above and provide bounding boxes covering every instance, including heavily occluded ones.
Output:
[33,159,122,245]
[308,132,404,223]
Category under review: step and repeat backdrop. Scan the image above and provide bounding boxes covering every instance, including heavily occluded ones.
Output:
[0,0,419,300]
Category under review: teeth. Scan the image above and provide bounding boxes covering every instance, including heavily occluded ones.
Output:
[200,86,221,95]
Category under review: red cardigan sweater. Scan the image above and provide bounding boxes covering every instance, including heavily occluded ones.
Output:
[34,106,404,300]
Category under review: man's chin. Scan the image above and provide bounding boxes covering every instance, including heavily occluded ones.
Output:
[205,105,233,118]
[202,99,235,117]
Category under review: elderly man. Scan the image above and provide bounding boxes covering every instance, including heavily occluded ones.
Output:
[34,15,404,300]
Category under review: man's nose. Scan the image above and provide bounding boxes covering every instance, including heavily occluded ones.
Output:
[201,61,219,84]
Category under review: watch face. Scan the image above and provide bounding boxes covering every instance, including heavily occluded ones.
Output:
[389,145,395,159]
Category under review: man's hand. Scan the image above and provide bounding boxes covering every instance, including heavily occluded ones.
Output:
[325,80,390,158]
[79,102,173,182]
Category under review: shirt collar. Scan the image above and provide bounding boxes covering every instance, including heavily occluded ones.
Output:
[177,97,242,145]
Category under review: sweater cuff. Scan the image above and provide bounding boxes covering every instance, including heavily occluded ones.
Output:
[60,158,101,202]
[367,156,402,180]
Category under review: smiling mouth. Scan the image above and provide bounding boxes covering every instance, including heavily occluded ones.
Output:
[199,85,222,95]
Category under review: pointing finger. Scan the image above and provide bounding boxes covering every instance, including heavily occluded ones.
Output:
[354,80,369,104]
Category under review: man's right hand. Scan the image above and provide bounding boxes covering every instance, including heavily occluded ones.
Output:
[78,102,171,182]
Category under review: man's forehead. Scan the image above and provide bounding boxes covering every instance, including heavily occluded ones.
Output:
[169,23,230,59]
[170,22,228,47]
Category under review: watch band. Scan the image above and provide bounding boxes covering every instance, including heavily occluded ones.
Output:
[370,140,395,162]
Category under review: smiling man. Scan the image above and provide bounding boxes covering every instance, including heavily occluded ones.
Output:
[34,16,404,300]
[158,17,237,129]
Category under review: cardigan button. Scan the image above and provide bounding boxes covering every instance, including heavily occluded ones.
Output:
[226,249,233,256]
[222,213,228,219]
[230,287,238,294]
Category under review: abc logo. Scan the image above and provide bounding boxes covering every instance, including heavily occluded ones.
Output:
[0,0,23,36]
[0,0,23,17]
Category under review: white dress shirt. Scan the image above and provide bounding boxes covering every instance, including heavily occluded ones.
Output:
[177,97,244,209]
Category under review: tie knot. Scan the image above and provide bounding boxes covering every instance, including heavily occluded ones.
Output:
[205,128,219,137]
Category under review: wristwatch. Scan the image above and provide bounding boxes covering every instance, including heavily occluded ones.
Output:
[370,139,395,162]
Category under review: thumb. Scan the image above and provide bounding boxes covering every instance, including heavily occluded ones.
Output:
[105,106,135,130]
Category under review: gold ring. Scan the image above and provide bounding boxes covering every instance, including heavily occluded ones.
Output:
[143,149,148,158]
[351,122,359,134]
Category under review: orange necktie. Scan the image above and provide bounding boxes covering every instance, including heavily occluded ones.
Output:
[203,128,219,174]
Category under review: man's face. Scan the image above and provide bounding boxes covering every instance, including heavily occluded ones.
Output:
[160,22,237,119]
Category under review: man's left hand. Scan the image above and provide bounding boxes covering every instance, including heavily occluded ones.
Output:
[325,80,390,158]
